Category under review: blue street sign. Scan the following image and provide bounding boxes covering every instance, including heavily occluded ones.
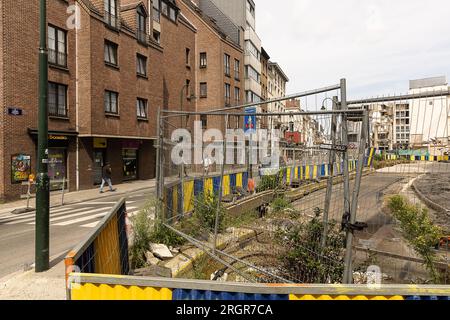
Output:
[244,107,257,135]
[7,107,23,116]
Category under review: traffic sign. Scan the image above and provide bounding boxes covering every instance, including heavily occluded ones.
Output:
[244,107,257,135]
[7,107,23,116]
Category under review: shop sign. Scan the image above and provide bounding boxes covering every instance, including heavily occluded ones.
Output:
[94,138,108,149]
[11,154,31,183]
[49,135,68,141]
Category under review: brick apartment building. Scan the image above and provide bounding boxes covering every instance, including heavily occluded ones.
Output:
[0,0,198,201]
[178,0,244,132]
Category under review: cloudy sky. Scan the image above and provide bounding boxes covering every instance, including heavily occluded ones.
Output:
[256,0,450,100]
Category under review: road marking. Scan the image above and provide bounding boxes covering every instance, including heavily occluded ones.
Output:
[80,208,139,228]
[27,207,116,225]
[35,206,139,227]
[82,201,122,205]
[4,207,95,225]
[52,212,110,226]
[0,206,76,222]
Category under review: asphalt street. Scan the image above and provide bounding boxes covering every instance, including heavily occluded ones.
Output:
[0,188,155,278]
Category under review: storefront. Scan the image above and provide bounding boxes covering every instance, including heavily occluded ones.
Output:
[122,140,140,181]
[28,129,78,191]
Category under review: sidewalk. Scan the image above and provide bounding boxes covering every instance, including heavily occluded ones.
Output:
[0,261,66,300]
[0,179,156,214]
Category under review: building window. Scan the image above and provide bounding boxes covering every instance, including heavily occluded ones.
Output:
[152,0,161,23]
[161,1,168,16]
[234,59,240,80]
[186,79,191,98]
[186,48,191,66]
[137,98,148,119]
[104,90,119,114]
[245,65,260,82]
[104,0,119,28]
[200,82,207,98]
[153,30,161,43]
[169,7,177,22]
[224,54,231,76]
[48,82,67,117]
[225,83,231,106]
[137,7,147,44]
[48,25,67,68]
[247,0,255,17]
[200,52,207,68]
[245,40,260,60]
[104,40,118,66]
[234,87,240,105]
[201,115,207,129]
[136,54,147,77]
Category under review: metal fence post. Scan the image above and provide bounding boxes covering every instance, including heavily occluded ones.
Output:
[213,115,229,254]
[340,78,353,284]
[343,110,369,284]
[321,96,338,248]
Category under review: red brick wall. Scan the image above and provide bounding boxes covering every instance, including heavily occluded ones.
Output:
[0,0,4,200]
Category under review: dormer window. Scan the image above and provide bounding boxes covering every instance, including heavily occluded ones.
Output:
[137,6,147,45]
[161,0,178,23]
[104,0,119,29]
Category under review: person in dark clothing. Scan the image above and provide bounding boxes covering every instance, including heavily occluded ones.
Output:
[100,163,116,193]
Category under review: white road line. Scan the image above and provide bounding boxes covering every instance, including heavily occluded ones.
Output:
[52,212,110,226]
[5,207,95,225]
[27,207,115,225]
[44,206,138,227]
[82,201,122,205]
[80,208,140,228]
[0,206,76,223]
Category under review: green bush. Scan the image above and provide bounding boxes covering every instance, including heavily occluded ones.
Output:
[271,197,292,213]
[129,199,187,269]
[388,195,443,283]
[276,216,345,283]
[257,170,284,193]
[129,201,154,269]
[194,192,225,233]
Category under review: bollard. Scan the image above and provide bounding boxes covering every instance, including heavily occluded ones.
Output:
[61,177,66,206]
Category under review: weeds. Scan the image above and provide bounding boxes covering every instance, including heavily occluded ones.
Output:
[388,195,443,283]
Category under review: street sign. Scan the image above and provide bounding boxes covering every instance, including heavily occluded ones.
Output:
[7,107,23,116]
[244,107,256,135]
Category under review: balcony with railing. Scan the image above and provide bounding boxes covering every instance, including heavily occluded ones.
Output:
[104,12,120,29]
[48,49,67,68]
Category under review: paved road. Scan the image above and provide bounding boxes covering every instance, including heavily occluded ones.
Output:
[0,188,155,278]
[292,173,407,228]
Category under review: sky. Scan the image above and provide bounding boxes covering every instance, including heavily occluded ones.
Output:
[256,0,450,100]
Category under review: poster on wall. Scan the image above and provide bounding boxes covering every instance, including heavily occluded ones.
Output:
[11,154,31,183]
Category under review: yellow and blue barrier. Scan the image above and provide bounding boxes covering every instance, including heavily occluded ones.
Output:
[163,148,376,220]
[65,199,129,284]
[68,274,450,300]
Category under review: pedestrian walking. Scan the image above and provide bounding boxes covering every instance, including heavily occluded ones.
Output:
[100,163,116,193]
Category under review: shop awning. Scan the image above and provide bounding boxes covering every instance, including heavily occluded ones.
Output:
[27,129,79,137]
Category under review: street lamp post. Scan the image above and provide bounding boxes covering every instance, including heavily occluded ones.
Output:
[36,0,50,272]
